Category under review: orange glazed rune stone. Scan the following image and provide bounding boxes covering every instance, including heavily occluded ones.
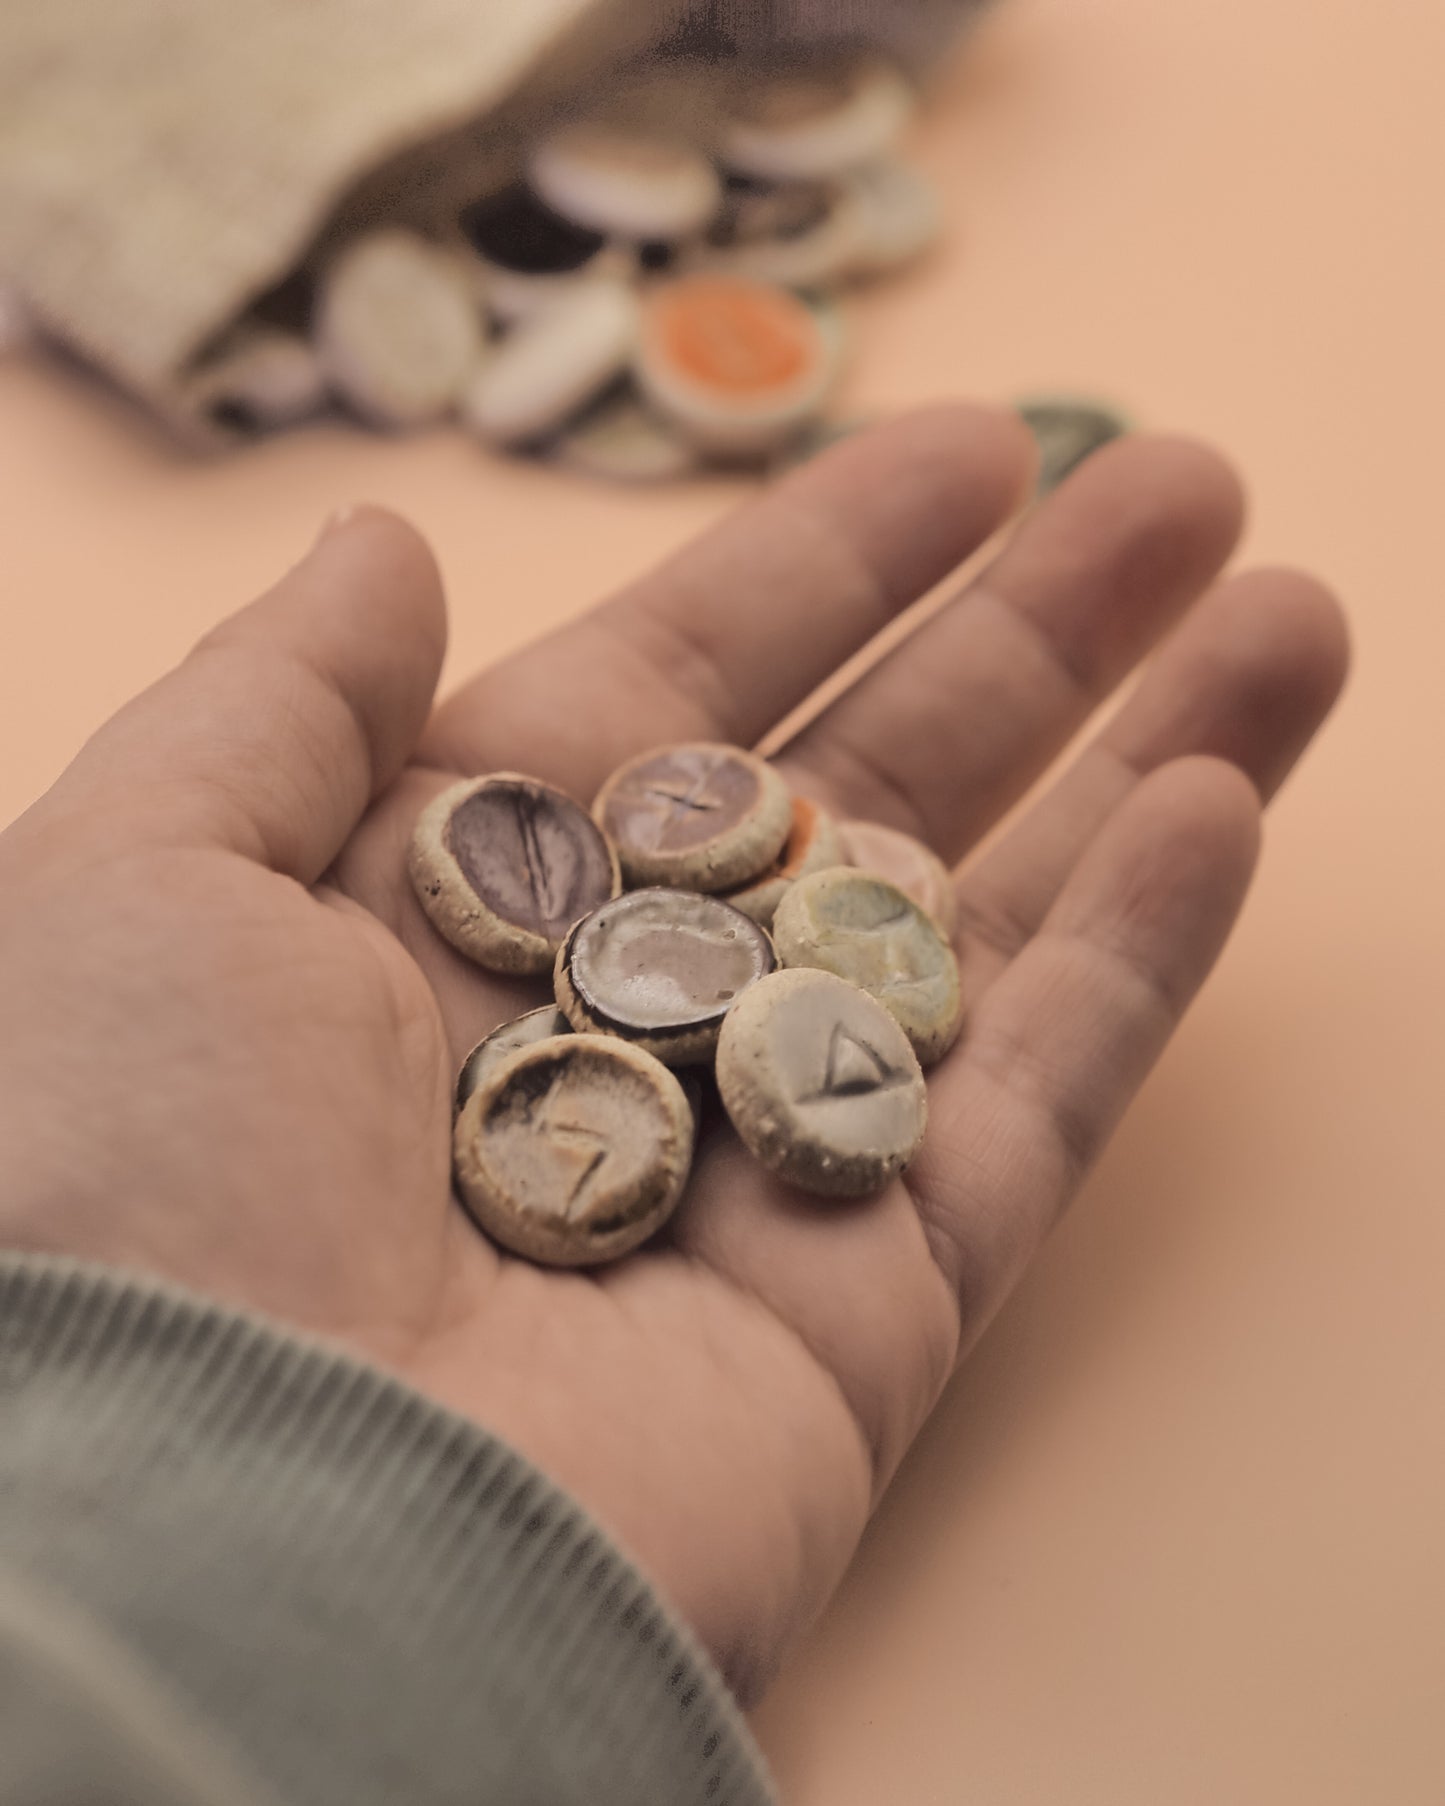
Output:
[722,796,844,928]
[634,277,839,456]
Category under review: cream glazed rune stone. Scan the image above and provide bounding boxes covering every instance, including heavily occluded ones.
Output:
[455,1007,572,1114]
[556,888,777,1067]
[838,819,959,938]
[529,124,722,242]
[772,868,962,1067]
[718,56,915,183]
[454,1036,694,1268]
[594,742,793,892]
[716,968,926,1199]
[315,230,485,429]
[721,796,844,928]
[410,775,620,977]
[460,278,638,446]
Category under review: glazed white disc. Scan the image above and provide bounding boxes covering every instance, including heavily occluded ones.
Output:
[530,125,722,241]
[478,245,638,326]
[461,279,639,446]
[719,57,915,183]
[316,230,484,428]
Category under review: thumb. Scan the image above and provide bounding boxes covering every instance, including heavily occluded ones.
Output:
[43,507,448,884]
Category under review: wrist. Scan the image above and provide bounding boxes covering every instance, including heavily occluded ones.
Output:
[0,1252,776,1806]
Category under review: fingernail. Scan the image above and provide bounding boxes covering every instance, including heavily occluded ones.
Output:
[316,503,366,544]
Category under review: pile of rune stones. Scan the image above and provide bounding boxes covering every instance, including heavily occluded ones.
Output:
[409,744,964,1266]
[2,46,1129,489]
[183,50,948,475]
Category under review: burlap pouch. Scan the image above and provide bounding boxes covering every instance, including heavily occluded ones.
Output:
[0,0,987,440]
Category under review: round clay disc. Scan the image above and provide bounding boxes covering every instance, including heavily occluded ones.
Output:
[186,326,328,435]
[842,160,942,279]
[633,276,840,457]
[409,774,621,976]
[554,391,700,483]
[455,183,631,324]
[477,247,641,327]
[837,819,958,939]
[455,1007,573,1114]
[315,230,484,428]
[460,278,639,446]
[718,56,915,183]
[529,124,722,241]
[1017,396,1133,495]
[594,742,793,891]
[454,1035,694,1267]
[721,797,844,928]
[690,178,864,289]
[716,967,927,1199]
[556,888,778,1066]
[771,868,962,1067]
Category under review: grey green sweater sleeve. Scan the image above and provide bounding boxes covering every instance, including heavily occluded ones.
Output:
[0,1255,778,1806]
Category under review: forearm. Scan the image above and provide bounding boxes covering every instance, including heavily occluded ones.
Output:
[0,1254,775,1806]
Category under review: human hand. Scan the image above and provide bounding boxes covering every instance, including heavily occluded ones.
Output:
[0,408,1347,1702]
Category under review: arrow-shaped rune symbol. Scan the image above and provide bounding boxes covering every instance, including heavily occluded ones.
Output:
[536,1095,612,1220]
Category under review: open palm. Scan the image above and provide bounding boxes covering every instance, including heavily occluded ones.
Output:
[0,407,1347,1705]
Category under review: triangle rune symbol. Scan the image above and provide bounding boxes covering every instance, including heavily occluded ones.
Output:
[812,1023,900,1100]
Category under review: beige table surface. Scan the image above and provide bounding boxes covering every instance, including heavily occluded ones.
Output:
[2,0,1443,1798]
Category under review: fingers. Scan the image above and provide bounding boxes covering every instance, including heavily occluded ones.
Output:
[908,757,1263,1317]
[54,509,448,882]
[775,436,1246,861]
[420,404,1036,796]
[953,567,1350,966]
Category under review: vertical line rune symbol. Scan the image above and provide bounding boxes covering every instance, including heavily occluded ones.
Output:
[515,793,563,923]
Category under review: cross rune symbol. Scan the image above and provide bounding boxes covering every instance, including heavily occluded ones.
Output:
[642,772,726,838]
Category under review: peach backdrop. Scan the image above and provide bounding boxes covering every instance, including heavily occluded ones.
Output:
[1,0,1441,1798]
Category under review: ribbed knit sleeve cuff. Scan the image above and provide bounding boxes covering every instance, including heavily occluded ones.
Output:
[0,1255,777,1806]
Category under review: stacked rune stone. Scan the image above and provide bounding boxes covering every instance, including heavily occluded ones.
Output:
[408,744,963,1267]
